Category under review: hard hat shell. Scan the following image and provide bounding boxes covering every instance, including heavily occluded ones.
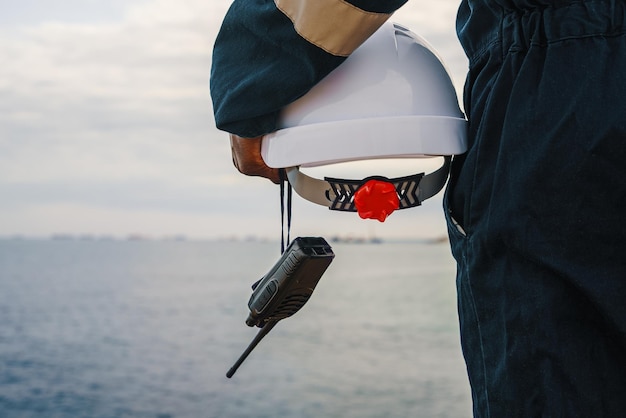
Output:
[261,22,467,169]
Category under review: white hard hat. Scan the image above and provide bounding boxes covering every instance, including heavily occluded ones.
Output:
[261,22,467,220]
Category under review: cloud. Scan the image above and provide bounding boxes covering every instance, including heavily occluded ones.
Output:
[1,0,230,166]
[0,0,465,239]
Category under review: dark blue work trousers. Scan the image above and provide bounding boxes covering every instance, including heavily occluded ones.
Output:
[447,1,626,416]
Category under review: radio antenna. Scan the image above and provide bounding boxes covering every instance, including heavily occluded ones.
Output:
[226,320,278,378]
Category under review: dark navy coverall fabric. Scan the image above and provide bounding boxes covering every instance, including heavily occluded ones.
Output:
[448,0,626,416]
[211,1,626,416]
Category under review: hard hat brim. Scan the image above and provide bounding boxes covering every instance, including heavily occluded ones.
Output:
[261,115,467,168]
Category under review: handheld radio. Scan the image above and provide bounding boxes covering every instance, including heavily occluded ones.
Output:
[226,237,334,378]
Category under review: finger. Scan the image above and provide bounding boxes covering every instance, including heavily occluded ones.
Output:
[229,134,282,184]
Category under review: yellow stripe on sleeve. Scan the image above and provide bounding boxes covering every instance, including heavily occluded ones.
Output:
[275,0,391,57]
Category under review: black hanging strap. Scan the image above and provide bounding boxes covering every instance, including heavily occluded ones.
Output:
[279,169,293,254]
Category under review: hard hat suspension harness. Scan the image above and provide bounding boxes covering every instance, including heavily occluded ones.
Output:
[285,156,451,221]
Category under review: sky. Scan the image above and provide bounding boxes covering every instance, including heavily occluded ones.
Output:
[0,0,468,241]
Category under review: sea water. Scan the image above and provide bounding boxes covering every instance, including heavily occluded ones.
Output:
[0,239,472,418]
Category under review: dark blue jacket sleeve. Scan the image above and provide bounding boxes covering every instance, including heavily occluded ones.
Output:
[210,0,407,138]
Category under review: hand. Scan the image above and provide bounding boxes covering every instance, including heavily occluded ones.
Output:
[230,134,282,184]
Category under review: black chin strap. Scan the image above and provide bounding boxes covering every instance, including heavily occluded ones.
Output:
[279,169,292,254]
